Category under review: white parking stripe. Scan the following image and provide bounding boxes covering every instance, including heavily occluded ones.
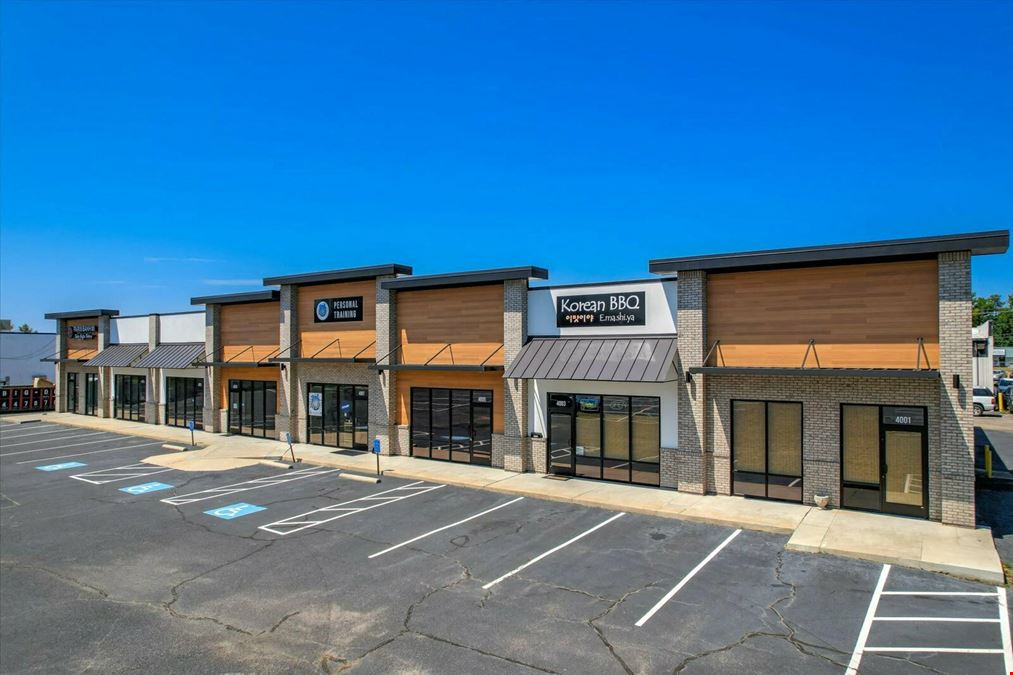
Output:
[881,591,996,596]
[369,497,525,558]
[482,512,626,590]
[634,528,741,627]
[15,441,163,464]
[872,616,1000,622]
[846,563,890,675]
[864,647,1004,654]
[259,481,444,536]
[70,463,176,485]
[1,434,122,457]
[0,426,80,439]
[0,431,111,451]
[998,586,1012,674]
[161,467,339,505]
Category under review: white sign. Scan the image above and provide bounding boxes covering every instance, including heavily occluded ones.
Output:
[308,391,323,417]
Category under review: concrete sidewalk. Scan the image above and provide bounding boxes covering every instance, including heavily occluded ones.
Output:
[2,412,1005,585]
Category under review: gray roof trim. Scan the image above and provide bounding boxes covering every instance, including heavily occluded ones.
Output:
[688,366,940,379]
[44,309,119,320]
[505,337,678,383]
[82,343,149,367]
[530,278,668,291]
[263,264,413,287]
[133,342,205,369]
[270,357,375,364]
[190,290,280,306]
[381,266,549,291]
[649,230,1010,274]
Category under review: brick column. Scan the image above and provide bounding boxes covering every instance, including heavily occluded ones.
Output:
[202,304,222,432]
[277,285,299,440]
[371,277,399,455]
[501,279,529,472]
[938,251,974,527]
[145,314,160,424]
[675,270,709,494]
[96,316,112,418]
[54,319,67,412]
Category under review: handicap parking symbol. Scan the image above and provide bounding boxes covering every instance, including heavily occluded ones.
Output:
[119,482,174,495]
[36,461,87,471]
[204,502,266,520]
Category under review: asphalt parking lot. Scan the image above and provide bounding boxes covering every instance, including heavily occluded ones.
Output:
[2,421,1011,674]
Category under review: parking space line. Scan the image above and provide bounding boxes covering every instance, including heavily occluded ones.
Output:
[1,434,121,457]
[160,467,339,505]
[634,528,741,627]
[880,591,995,596]
[998,586,1012,673]
[368,496,525,559]
[872,616,1000,622]
[258,481,445,536]
[0,432,114,453]
[0,427,84,439]
[15,441,164,464]
[70,463,175,485]
[482,512,626,590]
[863,647,1004,654]
[846,563,890,675]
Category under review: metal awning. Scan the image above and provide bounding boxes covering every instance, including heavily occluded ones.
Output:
[688,366,940,379]
[82,343,149,368]
[505,337,678,383]
[134,342,205,369]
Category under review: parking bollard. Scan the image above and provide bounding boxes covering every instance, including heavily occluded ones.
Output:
[985,444,992,479]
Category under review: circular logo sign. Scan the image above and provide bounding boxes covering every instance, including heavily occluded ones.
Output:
[315,300,330,321]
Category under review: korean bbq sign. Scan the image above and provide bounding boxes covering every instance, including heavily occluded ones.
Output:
[313,296,364,323]
[556,292,645,327]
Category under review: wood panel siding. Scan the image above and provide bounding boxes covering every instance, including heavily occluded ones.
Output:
[395,370,504,433]
[218,366,280,410]
[706,259,940,369]
[296,280,376,359]
[397,285,504,366]
[220,301,280,362]
[66,316,99,360]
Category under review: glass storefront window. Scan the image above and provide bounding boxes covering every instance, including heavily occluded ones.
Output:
[732,400,802,502]
[114,374,146,423]
[306,383,368,450]
[228,379,277,438]
[548,393,660,486]
[166,377,203,429]
[410,387,493,465]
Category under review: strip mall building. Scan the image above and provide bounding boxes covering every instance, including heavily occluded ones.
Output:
[44,230,1009,527]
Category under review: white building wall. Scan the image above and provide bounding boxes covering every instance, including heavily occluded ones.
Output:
[109,316,149,344]
[0,332,56,385]
[159,312,205,343]
[528,379,679,449]
[528,280,677,337]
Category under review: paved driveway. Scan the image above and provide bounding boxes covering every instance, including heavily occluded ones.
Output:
[2,422,1011,673]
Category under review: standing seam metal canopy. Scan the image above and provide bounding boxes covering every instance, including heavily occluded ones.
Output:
[133,343,206,369]
[505,337,678,382]
[82,343,149,367]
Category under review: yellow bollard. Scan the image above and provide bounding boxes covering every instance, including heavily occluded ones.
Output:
[985,444,992,479]
[999,392,1007,413]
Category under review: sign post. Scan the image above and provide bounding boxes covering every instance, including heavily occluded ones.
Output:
[285,432,297,466]
[187,419,195,448]
[372,438,382,477]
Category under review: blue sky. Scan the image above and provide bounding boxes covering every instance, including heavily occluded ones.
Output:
[1,0,1010,330]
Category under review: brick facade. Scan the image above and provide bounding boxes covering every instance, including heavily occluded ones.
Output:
[502,279,529,472]
[675,270,707,494]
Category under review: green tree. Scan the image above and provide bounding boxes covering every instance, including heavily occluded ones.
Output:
[974,293,1013,346]
[17,323,35,333]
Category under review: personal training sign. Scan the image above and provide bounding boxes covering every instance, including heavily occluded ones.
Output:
[313,296,364,323]
[556,292,646,327]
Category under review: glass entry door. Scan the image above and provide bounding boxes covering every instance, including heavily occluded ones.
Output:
[66,373,78,414]
[84,373,99,416]
[166,377,203,429]
[883,428,927,517]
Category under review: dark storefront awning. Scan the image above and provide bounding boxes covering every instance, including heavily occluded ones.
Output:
[82,343,149,367]
[134,342,205,369]
[505,337,678,383]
